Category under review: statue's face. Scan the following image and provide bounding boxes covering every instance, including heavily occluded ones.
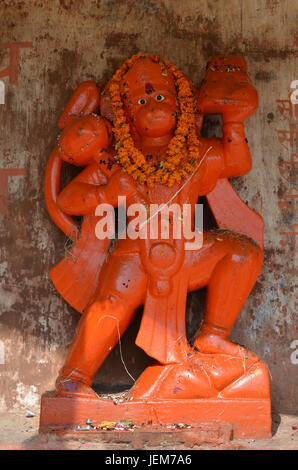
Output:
[120,58,178,139]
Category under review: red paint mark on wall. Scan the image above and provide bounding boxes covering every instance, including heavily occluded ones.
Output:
[0,168,26,216]
[276,95,298,120]
[0,42,33,86]
[276,123,298,151]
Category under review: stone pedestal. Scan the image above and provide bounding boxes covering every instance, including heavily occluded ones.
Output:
[39,392,271,440]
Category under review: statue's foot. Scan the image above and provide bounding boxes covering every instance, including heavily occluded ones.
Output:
[55,377,99,399]
[193,333,259,362]
[129,352,269,401]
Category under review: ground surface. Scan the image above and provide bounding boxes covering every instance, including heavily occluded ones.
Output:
[0,410,297,450]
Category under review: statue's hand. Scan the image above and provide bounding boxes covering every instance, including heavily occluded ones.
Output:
[198,56,258,123]
[109,170,137,194]
[221,90,258,122]
[103,170,149,207]
[58,114,112,166]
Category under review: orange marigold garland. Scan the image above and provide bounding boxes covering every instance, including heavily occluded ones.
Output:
[108,53,201,188]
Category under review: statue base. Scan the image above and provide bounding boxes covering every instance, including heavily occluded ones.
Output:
[39,392,271,440]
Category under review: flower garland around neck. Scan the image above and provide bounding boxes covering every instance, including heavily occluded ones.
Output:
[108,53,201,188]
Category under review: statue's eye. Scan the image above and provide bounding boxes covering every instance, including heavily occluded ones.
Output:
[138,98,147,105]
[155,94,165,101]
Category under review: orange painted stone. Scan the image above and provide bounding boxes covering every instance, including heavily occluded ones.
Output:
[39,394,271,440]
[42,53,271,439]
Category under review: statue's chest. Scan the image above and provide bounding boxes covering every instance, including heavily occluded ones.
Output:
[148,185,178,205]
[137,179,199,206]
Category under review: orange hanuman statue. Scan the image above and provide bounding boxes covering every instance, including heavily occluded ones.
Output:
[44,54,270,406]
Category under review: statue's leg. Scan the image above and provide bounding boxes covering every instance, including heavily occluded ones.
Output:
[189,230,263,357]
[56,252,146,397]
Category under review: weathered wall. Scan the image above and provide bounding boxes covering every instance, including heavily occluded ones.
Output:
[0,0,297,413]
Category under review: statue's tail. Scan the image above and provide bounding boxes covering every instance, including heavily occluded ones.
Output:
[44,146,79,239]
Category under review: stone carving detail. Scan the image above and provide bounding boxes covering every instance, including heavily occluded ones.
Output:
[42,54,270,437]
